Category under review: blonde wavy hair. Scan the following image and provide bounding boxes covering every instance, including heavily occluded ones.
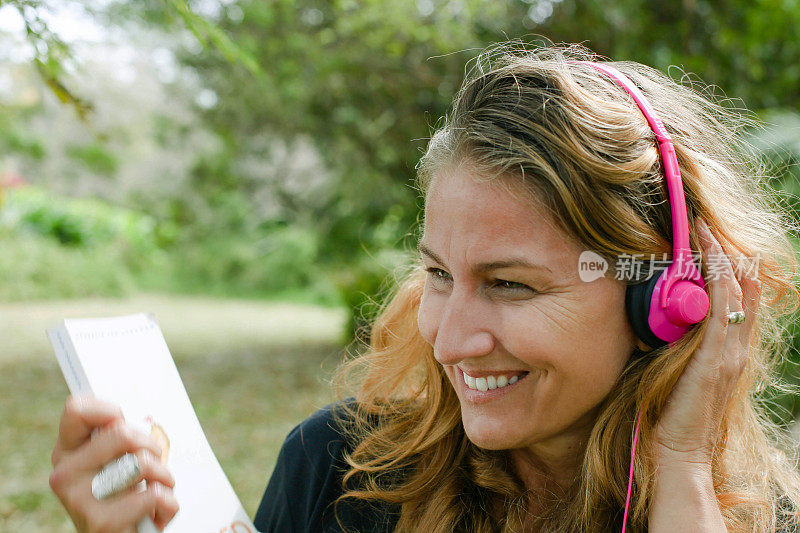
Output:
[329,41,800,532]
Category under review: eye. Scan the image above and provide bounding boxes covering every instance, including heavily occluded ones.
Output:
[495,279,524,290]
[424,267,535,294]
[492,279,535,293]
[424,267,452,282]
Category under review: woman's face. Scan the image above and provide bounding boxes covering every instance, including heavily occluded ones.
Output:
[417,164,643,453]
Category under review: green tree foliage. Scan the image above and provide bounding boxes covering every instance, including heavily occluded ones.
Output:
[168,0,800,255]
[0,187,158,299]
[173,1,532,263]
[538,0,800,110]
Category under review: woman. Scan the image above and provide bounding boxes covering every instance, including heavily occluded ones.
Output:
[50,43,800,532]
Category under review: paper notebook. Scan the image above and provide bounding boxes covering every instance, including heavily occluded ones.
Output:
[47,313,257,533]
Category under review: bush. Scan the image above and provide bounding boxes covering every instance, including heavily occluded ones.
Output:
[0,187,158,259]
[0,186,161,300]
[138,225,341,303]
[332,248,416,343]
[0,234,137,300]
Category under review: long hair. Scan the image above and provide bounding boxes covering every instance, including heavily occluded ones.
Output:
[329,41,800,532]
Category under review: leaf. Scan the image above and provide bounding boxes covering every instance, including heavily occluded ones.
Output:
[33,58,93,121]
[165,0,264,80]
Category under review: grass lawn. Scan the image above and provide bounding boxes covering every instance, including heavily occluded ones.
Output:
[0,294,351,531]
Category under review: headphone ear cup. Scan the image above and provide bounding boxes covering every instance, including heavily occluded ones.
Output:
[625,270,669,350]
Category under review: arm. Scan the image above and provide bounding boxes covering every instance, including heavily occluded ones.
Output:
[649,451,726,532]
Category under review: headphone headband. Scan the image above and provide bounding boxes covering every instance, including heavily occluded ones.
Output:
[569,61,705,311]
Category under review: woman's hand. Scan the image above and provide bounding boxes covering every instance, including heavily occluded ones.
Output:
[49,395,179,532]
[648,218,762,531]
[652,217,762,465]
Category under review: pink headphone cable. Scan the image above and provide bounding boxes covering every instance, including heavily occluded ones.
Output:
[622,408,643,532]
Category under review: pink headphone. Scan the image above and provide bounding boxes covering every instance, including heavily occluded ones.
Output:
[570,60,710,530]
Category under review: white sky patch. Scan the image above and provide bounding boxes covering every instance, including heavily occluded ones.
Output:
[192,0,239,20]
[524,0,563,25]
[0,69,13,96]
[227,4,244,23]
[37,2,106,43]
[416,0,435,17]
[152,47,179,84]
[0,5,34,63]
[195,88,218,109]
[0,5,26,35]
[0,1,107,65]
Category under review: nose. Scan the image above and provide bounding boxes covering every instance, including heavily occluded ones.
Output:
[430,286,495,366]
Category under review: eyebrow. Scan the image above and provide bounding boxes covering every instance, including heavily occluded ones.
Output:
[417,242,553,274]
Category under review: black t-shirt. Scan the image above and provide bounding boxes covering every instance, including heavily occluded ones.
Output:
[253,400,400,532]
[252,401,799,533]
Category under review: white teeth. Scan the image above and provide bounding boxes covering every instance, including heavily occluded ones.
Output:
[463,372,476,389]
[462,371,524,391]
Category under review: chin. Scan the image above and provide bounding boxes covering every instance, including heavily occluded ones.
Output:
[461,414,521,450]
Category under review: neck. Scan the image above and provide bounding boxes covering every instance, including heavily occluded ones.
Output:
[508,423,590,497]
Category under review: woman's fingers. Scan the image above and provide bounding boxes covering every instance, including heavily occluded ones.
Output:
[77,482,179,533]
[695,218,760,383]
[99,482,178,530]
[718,228,764,348]
[695,219,733,349]
[52,423,171,517]
[52,451,177,532]
[700,222,761,353]
[54,395,124,465]
[738,275,762,347]
[66,420,163,474]
[135,450,176,489]
[149,482,181,530]
[50,395,179,532]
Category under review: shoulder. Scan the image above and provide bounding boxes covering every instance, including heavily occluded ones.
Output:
[253,400,354,531]
[281,399,355,467]
[253,399,398,533]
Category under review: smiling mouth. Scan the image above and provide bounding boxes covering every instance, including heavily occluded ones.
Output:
[461,369,530,392]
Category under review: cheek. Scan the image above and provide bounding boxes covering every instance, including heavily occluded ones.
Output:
[505,311,630,399]
[416,288,440,346]
[553,343,631,410]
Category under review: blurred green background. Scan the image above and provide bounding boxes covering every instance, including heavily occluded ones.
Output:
[1,0,799,530]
